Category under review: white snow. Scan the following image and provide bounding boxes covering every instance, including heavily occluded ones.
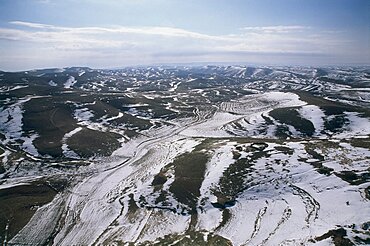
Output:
[21,133,40,156]
[53,136,201,245]
[0,85,29,92]
[74,108,94,125]
[181,111,240,137]
[64,76,77,89]
[0,149,11,165]
[344,112,370,136]
[334,112,370,139]
[262,91,306,108]
[199,141,237,203]
[182,92,306,138]
[103,112,124,122]
[197,141,238,231]
[122,103,149,108]
[0,105,23,142]
[169,81,182,92]
[61,127,82,158]
[299,105,325,136]
[4,66,370,246]
[136,211,191,243]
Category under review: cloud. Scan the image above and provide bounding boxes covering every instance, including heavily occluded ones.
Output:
[241,25,310,33]
[0,21,363,70]
[4,21,337,52]
[9,21,56,29]
[36,0,52,4]
[9,21,224,40]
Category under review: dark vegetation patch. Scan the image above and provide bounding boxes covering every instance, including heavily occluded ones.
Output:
[261,114,274,125]
[0,181,59,242]
[216,157,253,199]
[365,186,370,200]
[67,128,121,158]
[361,221,370,230]
[127,193,139,217]
[269,107,315,137]
[216,209,232,230]
[151,173,168,193]
[141,140,213,214]
[301,144,333,175]
[350,136,370,150]
[133,83,169,92]
[314,164,334,176]
[0,148,5,174]
[22,97,77,157]
[232,151,241,159]
[168,152,209,213]
[274,125,292,139]
[86,99,120,120]
[135,231,232,246]
[296,91,370,117]
[111,113,153,131]
[192,138,216,152]
[350,222,370,245]
[324,115,349,133]
[211,199,236,209]
[89,96,156,130]
[299,159,333,176]
[305,146,325,161]
[353,236,370,245]
[107,96,152,109]
[151,172,167,187]
[314,228,354,246]
[233,137,286,145]
[178,78,211,90]
[4,85,56,99]
[334,171,370,185]
[274,146,294,155]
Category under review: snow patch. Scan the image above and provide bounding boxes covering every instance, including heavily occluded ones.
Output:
[299,105,325,136]
[48,80,57,86]
[64,76,77,89]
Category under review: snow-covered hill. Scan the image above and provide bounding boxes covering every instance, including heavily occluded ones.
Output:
[0,66,369,245]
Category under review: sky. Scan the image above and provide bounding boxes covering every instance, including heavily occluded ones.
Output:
[0,0,369,71]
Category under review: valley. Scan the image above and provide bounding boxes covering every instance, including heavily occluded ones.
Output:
[0,65,369,245]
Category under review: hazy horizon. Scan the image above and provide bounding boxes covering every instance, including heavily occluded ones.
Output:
[1,0,369,71]
[3,61,370,73]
